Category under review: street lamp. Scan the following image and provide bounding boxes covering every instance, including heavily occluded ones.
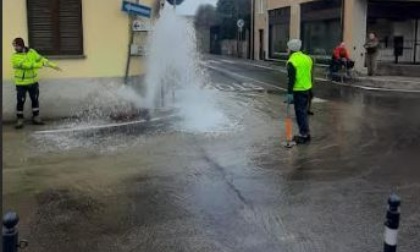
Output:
[166,0,185,10]
[166,0,185,6]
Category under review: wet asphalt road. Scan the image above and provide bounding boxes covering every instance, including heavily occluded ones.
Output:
[3,56,420,252]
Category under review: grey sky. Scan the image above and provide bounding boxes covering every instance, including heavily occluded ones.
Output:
[176,0,218,16]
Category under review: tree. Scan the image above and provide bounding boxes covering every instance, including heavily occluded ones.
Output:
[194,4,218,28]
[215,0,251,40]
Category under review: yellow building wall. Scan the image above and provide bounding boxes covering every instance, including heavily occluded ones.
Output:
[2,0,155,81]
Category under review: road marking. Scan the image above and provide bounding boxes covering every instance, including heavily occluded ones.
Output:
[33,115,177,135]
[231,82,248,91]
[213,83,233,91]
[208,82,269,92]
[211,58,274,69]
[202,63,287,91]
[206,60,221,65]
[317,78,420,93]
[204,63,330,103]
[235,61,277,70]
[241,82,265,90]
[220,59,235,64]
[312,97,327,103]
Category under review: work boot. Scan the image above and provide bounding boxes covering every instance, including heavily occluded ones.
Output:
[293,135,311,144]
[32,116,45,125]
[15,118,24,129]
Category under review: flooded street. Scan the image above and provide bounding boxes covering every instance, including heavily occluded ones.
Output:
[3,56,420,251]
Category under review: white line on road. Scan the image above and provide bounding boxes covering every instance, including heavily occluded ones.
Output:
[34,115,177,135]
[208,58,286,71]
[317,78,420,93]
[202,63,287,91]
[206,60,221,65]
[241,82,265,90]
[204,62,328,102]
[230,82,248,91]
[211,58,420,94]
[220,59,235,64]
[235,61,280,71]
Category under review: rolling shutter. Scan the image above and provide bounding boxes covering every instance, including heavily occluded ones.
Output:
[27,0,83,55]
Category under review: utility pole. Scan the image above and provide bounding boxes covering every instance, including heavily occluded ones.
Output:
[236,0,240,58]
[124,0,140,84]
[414,19,418,64]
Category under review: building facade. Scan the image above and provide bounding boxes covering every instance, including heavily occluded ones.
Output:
[2,0,158,121]
[252,0,420,73]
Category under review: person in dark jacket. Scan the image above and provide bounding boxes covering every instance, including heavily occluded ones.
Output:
[364,33,380,76]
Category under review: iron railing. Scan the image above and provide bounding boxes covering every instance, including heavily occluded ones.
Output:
[378,39,420,64]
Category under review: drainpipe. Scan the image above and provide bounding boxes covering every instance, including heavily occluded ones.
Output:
[236,0,240,58]
[251,0,255,60]
[414,19,418,64]
[340,0,345,42]
[124,0,140,84]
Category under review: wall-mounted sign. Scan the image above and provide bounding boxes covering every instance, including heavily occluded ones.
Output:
[132,20,151,32]
[122,1,151,18]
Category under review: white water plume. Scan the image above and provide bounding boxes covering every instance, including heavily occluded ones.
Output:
[144,7,233,133]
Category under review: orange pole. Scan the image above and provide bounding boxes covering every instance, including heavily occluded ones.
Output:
[285,102,293,142]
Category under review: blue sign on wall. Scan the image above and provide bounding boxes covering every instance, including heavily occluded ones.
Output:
[122,1,151,18]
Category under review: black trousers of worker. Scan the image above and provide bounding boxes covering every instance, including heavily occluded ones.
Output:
[16,82,40,119]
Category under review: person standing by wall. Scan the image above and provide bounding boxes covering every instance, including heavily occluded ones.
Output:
[11,37,61,129]
[364,33,380,76]
[286,39,313,144]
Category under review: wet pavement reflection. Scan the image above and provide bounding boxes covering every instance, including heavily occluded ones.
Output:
[3,59,420,252]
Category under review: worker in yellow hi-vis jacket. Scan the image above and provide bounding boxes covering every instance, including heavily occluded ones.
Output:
[11,37,61,129]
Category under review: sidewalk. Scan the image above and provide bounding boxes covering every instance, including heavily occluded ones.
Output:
[352,75,420,92]
[209,55,420,93]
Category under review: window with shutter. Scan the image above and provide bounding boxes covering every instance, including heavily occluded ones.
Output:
[27,0,84,56]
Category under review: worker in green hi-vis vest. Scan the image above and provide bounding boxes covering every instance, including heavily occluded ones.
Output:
[285,39,313,144]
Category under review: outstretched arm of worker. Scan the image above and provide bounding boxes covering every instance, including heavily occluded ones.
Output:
[41,58,62,71]
[33,50,62,71]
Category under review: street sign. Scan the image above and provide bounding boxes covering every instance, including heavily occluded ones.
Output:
[132,19,151,31]
[121,1,151,18]
[237,19,244,28]
[130,44,147,56]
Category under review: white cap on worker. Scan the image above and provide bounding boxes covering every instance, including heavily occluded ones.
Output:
[287,39,302,52]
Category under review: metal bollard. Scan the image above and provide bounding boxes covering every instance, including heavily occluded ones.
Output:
[2,211,28,252]
[384,194,401,252]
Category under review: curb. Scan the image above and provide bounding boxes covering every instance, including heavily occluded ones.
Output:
[258,61,420,94]
[316,78,420,93]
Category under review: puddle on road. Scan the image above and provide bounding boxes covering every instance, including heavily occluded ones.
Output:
[28,89,272,153]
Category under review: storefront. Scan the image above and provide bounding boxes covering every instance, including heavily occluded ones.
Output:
[367,0,420,64]
[268,7,290,59]
[300,0,343,57]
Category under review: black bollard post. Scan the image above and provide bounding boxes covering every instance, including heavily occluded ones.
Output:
[384,194,401,252]
[2,211,28,252]
[3,211,19,252]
